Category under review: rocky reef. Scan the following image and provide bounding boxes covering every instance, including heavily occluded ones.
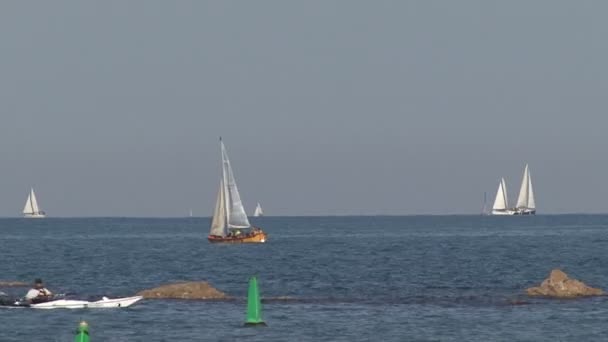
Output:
[526,269,603,298]
[0,281,29,287]
[137,281,227,300]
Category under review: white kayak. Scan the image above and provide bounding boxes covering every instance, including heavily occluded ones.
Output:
[29,295,142,309]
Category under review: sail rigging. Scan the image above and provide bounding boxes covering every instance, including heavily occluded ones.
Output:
[221,140,251,229]
[209,139,252,237]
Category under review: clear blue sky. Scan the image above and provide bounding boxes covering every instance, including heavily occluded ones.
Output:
[0,1,606,216]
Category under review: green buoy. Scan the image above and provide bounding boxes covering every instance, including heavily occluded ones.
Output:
[245,276,267,326]
[74,321,90,342]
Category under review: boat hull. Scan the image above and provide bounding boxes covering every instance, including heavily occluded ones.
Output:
[23,213,46,218]
[2,296,143,309]
[30,296,142,309]
[208,230,267,243]
[491,209,516,215]
[491,209,536,216]
[514,209,536,215]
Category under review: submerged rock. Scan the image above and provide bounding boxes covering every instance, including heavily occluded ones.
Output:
[137,281,227,300]
[506,299,532,306]
[0,281,29,287]
[526,269,603,298]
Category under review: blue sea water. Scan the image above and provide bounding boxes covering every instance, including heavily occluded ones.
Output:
[1,215,608,341]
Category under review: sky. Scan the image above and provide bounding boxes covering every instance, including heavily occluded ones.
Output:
[0,1,607,216]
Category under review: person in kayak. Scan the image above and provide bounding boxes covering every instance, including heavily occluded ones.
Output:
[24,278,53,304]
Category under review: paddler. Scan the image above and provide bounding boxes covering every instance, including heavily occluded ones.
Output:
[24,278,53,304]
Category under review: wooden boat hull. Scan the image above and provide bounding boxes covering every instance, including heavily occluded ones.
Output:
[208,230,267,243]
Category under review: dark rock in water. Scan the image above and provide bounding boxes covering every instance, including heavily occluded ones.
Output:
[506,299,531,306]
[261,296,300,303]
[526,269,603,298]
[0,281,29,287]
[137,281,227,300]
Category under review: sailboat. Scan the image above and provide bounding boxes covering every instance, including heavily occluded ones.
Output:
[514,164,536,215]
[253,203,264,217]
[490,164,536,216]
[208,138,267,243]
[491,178,515,215]
[23,188,46,218]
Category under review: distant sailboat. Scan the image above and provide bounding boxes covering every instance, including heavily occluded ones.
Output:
[23,188,46,218]
[207,138,267,243]
[490,164,536,216]
[189,209,193,217]
[514,164,536,215]
[491,178,515,215]
[253,203,264,217]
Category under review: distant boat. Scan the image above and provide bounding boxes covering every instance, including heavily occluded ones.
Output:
[490,164,536,216]
[253,203,264,217]
[481,192,488,215]
[514,164,536,215]
[189,209,193,217]
[23,188,46,218]
[207,138,267,243]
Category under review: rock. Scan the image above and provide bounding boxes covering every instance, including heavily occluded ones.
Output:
[262,296,297,303]
[137,281,227,300]
[508,299,532,306]
[526,269,603,298]
[0,281,29,287]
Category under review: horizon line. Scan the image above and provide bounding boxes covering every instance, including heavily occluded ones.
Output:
[0,212,607,219]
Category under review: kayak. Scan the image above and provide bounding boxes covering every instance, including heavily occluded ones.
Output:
[1,295,142,309]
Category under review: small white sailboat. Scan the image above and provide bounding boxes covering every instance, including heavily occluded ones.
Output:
[514,164,536,215]
[208,138,267,243]
[23,188,46,218]
[491,178,515,215]
[253,202,264,217]
[490,164,536,216]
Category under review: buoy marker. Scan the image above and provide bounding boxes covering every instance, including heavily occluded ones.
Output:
[74,320,90,342]
[244,276,267,326]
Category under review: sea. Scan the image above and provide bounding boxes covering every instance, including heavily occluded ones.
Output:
[1,215,608,341]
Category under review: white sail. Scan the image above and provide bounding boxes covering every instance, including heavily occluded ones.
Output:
[220,139,250,229]
[23,188,45,217]
[516,164,529,208]
[253,203,264,217]
[492,178,508,210]
[210,179,227,236]
[23,189,41,214]
[30,189,40,213]
[22,193,33,214]
[515,164,536,210]
[527,166,535,209]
